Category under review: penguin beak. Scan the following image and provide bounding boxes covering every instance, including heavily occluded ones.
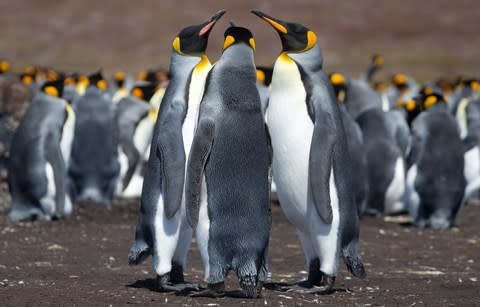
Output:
[250,10,288,34]
[199,9,226,36]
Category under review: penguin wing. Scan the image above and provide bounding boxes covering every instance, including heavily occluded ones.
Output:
[44,130,66,218]
[185,118,215,228]
[309,106,336,225]
[157,118,186,219]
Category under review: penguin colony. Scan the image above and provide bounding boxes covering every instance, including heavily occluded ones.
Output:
[1,9,479,298]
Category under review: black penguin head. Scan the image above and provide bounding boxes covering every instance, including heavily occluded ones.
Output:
[328,72,347,103]
[420,92,447,110]
[113,71,126,88]
[396,97,422,126]
[391,73,409,90]
[172,10,226,56]
[40,79,65,98]
[88,70,108,91]
[222,26,256,52]
[251,10,317,53]
[459,77,480,90]
[0,59,10,74]
[256,66,273,86]
[130,82,158,102]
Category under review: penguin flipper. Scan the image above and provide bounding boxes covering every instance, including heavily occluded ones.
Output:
[157,122,186,219]
[44,132,66,218]
[185,119,215,228]
[120,138,140,191]
[309,113,336,225]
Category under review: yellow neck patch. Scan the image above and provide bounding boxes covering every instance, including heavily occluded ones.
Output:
[172,37,182,54]
[132,88,143,100]
[97,80,108,91]
[22,75,33,85]
[0,61,10,72]
[374,56,384,67]
[330,73,345,85]
[424,96,437,108]
[393,74,407,85]
[406,100,416,111]
[223,35,235,50]
[64,77,75,86]
[114,71,125,81]
[263,17,287,34]
[256,70,266,84]
[44,86,59,97]
[249,38,256,51]
[278,52,294,64]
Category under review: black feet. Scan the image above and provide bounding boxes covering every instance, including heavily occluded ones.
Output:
[264,271,336,294]
[188,282,225,298]
[155,263,200,293]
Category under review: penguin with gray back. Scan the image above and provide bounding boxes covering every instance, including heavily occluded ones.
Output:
[128,10,225,292]
[252,11,365,294]
[8,80,74,221]
[68,71,119,206]
[407,93,466,229]
[184,25,271,298]
[329,72,369,216]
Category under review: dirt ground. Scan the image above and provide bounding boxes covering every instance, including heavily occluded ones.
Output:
[0,185,479,306]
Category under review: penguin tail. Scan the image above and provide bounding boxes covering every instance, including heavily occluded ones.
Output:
[128,241,150,265]
[342,243,366,279]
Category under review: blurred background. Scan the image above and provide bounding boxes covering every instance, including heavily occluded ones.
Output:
[0,0,478,81]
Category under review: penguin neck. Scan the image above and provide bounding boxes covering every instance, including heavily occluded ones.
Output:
[286,44,323,75]
[168,51,204,80]
[220,44,255,67]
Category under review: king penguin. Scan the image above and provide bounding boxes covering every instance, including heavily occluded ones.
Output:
[252,11,365,294]
[184,25,271,298]
[128,10,225,292]
[8,79,75,221]
[406,93,466,229]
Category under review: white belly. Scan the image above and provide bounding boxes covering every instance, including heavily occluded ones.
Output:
[60,107,75,166]
[133,116,155,159]
[384,157,406,214]
[195,175,210,281]
[406,164,420,219]
[268,53,313,227]
[40,163,56,216]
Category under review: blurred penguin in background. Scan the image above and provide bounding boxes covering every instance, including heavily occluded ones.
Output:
[68,70,120,206]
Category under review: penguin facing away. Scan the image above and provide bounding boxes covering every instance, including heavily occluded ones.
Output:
[128,10,225,292]
[184,25,271,298]
[252,10,365,294]
[406,93,466,229]
[8,79,75,221]
[68,71,119,205]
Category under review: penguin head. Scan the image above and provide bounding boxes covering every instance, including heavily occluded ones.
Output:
[130,82,158,102]
[435,78,455,94]
[0,59,10,74]
[40,79,65,98]
[256,66,273,86]
[251,10,317,53]
[371,53,384,69]
[328,72,347,103]
[20,72,35,86]
[420,92,447,110]
[87,70,108,91]
[222,26,256,52]
[391,73,409,90]
[459,77,480,91]
[113,71,126,88]
[64,72,79,87]
[372,80,389,93]
[172,10,226,56]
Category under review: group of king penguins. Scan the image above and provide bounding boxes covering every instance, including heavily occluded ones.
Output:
[2,8,479,299]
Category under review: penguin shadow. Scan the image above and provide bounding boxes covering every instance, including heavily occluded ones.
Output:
[263,282,350,294]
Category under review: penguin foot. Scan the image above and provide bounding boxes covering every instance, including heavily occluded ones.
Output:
[231,280,263,298]
[155,273,200,293]
[264,273,336,294]
[170,262,184,283]
[186,282,225,298]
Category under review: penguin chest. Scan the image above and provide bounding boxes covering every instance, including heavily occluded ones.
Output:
[133,115,155,160]
[183,58,211,155]
[60,106,75,166]
[268,54,314,220]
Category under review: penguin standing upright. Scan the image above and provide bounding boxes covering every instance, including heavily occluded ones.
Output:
[252,11,365,293]
[128,10,225,292]
[8,79,75,221]
[406,93,466,229]
[184,25,271,298]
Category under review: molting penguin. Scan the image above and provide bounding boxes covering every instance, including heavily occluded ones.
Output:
[252,10,365,294]
[115,83,158,198]
[8,79,75,221]
[406,93,466,229]
[128,10,225,292]
[68,71,119,206]
[184,25,271,298]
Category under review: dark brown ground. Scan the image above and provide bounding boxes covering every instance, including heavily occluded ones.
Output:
[0,186,479,306]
